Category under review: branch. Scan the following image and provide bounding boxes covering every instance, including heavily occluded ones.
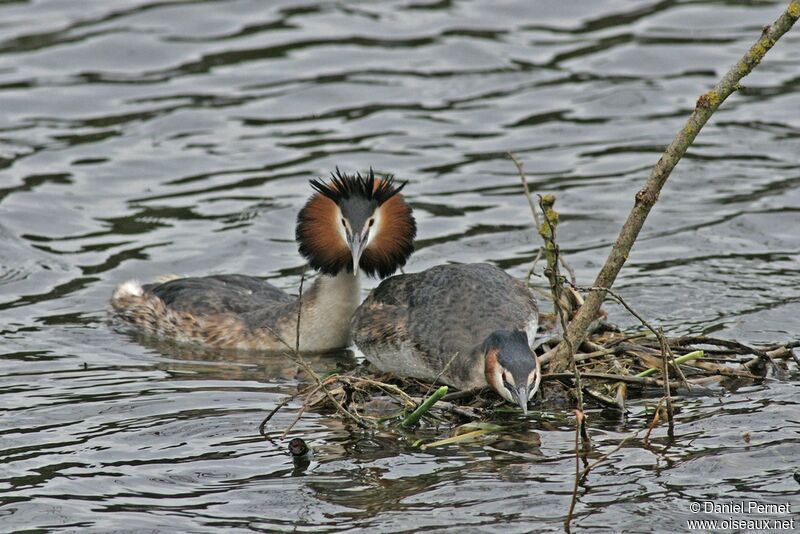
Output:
[549,2,800,371]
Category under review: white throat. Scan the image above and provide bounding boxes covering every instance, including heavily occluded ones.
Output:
[297,269,362,351]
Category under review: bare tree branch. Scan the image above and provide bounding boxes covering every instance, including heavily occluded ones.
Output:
[549,2,800,371]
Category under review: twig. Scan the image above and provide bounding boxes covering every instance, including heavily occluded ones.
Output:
[658,329,674,437]
[765,340,800,351]
[549,2,800,371]
[509,152,579,289]
[353,377,417,408]
[438,401,483,421]
[508,153,546,289]
[525,247,543,287]
[581,429,642,478]
[507,152,541,229]
[560,255,577,287]
[422,351,462,399]
[643,397,666,447]
[442,386,487,402]
[511,153,579,289]
[574,347,617,362]
[670,337,781,375]
[259,395,295,436]
[583,387,625,412]
[281,391,315,439]
[544,372,684,389]
[295,270,305,353]
[565,409,585,532]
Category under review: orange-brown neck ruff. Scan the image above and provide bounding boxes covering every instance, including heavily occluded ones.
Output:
[360,193,415,278]
[296,170,416,277]
[484,347,501,392]
[296,193,350,276]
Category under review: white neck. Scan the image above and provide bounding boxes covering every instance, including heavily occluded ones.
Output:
[297,270,361,351]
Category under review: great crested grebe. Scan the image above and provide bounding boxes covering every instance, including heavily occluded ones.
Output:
[352,263,541,413]
[111,169,416,352]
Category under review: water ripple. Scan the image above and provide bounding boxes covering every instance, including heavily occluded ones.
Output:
[1,0,798,531]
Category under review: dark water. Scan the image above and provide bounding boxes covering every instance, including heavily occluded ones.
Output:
[2,1,799,532]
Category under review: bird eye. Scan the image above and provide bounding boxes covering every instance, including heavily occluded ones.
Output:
[368,218,375,227]
[341,218,346,226]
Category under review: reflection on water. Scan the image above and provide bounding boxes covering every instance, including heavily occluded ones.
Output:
[1,0,799,531]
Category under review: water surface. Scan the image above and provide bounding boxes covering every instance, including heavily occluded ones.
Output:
[1,0,799,532]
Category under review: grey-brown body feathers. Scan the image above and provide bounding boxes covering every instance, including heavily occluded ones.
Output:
[352,263,538,390]
[111,271,360,352]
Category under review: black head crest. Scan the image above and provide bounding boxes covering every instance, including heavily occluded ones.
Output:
[308,167,406,206]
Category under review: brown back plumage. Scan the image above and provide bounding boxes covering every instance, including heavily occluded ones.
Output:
[296,168,416,277]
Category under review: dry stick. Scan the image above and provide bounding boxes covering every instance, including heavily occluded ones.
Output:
[560,255,577,287]
[259,395,295,436]
[658,329,674,438]
[583,387,623,411]
[643,396,666,447]
[442,386,487,402]
[512,154,586,425]
[352,377,417,408]
[565,409,585,532]
[548,1,800,373]
[281,386,320,438]
[290,303,371,428]
[295,270,305,353]
[438,401,482,421]
[611,362,628,412]
[574,347,617,362]
[544,372,684,389]
[258,272,313,436]
[580,429,642,479]
[507,152,541,229]
[525,247,543,287]
[509,152,545,288]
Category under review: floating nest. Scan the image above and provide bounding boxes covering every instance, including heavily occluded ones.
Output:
[260,308,799,444]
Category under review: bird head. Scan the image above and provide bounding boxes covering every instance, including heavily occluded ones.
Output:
[296,168,416,277]
[483,329,541,414]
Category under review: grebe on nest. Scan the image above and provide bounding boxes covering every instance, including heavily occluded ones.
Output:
[111,169,416,352]
[352,263,540,413]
